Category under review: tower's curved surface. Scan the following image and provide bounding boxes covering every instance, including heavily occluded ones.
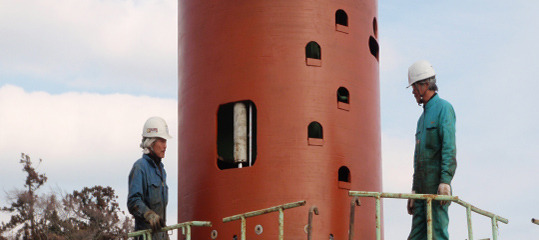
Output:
[178,0,381,239]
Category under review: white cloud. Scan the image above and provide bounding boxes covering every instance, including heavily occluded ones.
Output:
[0,0,177,96]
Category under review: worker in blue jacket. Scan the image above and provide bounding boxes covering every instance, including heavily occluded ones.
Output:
[128,116,172,240]
[406,60,457,240]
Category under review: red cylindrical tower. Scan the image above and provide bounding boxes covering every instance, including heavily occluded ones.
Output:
[178,0,381,239]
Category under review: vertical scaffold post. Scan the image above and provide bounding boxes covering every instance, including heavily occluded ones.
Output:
[307,206,319,240]
[492,215,498,240]
[184,225,191,240]
[375,196,381,240]
[466,205,473,240]
[279,208,284,240]
[241,216,246,240]
[349,197,361,240]
[426,198,433,240]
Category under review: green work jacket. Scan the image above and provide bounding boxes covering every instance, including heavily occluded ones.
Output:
[413,94,457,194]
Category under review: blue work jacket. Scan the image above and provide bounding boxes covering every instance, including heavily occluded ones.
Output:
[413,94,457,194]
[128,154,168,236]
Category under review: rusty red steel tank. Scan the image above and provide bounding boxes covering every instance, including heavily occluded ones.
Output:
[178,0,381,239]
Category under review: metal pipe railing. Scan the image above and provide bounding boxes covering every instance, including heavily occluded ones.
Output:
[222,200,306,240]
[348,196,361,240]
[127,221,212,240]
[349,191,509,240]
[307,205,319,240]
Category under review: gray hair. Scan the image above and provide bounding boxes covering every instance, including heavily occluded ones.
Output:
[140,137,157,154]
[419,76,438,92]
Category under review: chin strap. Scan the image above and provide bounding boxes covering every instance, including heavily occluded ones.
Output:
[414,83,425,107]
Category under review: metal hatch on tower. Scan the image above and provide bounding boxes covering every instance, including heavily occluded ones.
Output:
[217,100,257,170]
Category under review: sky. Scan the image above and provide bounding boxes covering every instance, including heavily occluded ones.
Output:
[1,0,539,239]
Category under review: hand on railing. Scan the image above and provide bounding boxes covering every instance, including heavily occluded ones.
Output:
[407,190,415,215]
[437,183,451,205]
[144,210,165,233]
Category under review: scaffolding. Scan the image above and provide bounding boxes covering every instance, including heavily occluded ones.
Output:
[127,221,211,240]
[349,191,509,240]
[222,200,307,240]
[128,192,508,240]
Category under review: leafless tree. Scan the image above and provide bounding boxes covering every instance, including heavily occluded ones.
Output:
[1,153,48,239]
[1,154,133,239]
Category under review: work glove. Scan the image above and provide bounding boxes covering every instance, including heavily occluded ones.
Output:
[144,210,164,233]
[407,190,415,215]
[437,183,451,205]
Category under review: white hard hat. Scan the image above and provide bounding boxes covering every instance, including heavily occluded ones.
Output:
[407,60,436,88]
[142,116,172,139]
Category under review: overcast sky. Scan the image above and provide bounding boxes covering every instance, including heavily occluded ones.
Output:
[1,0,538,239]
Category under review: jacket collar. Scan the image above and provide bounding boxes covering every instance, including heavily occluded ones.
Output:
[143,154,163,168]
[424,93,439,110]
[143,154,164,178]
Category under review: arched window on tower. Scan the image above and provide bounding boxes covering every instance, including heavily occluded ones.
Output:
[369,17,379,62]
[337,87,350,110]
[369,36,379,61]
[308,121,323,146]
[305,41,322,67]
[338,166,351,189]
[373,17,378,38]
[335,9,348,33]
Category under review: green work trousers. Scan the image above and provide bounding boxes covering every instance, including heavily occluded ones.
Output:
[408,200,449,240]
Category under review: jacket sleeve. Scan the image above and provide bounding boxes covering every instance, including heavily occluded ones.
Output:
[128,163,150,219]
[411,118,421,192]
[412,136,418,192]
[439,104,457,185]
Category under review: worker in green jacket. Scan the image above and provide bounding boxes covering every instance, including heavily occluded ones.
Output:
[406,60,457,240]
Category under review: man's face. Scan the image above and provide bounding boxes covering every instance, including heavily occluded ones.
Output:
[411,82,427,104]
[152,138,168,158]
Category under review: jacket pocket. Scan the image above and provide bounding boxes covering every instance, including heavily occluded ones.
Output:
[425,122,440,150]
[149,180,163,206]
